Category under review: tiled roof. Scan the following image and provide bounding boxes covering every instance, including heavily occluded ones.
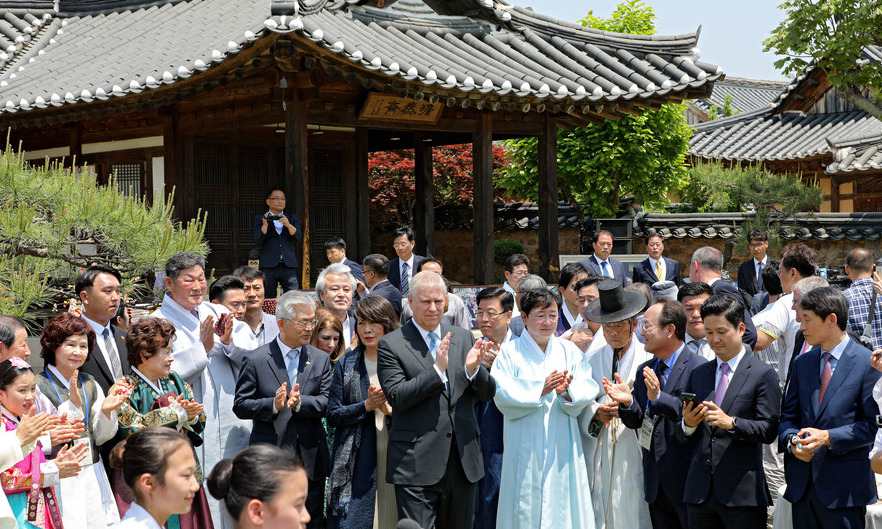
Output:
[689,109,882,161]
[826,134,882,175]
[0,0,723,115]
[636,212,882,242]
[425,201,583,231]
[692,76,786,115]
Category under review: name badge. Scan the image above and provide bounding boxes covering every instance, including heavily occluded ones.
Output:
[639,415,655,451]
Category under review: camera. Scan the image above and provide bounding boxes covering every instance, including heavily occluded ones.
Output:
[265,212,284,221]
[876,415,882,428]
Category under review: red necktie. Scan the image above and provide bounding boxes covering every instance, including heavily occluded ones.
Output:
[818,352,833,402]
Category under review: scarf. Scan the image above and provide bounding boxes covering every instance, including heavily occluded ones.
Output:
[328,348,370,516]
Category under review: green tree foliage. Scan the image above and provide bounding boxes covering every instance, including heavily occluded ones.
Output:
[0,149,207,322]
[498,0,692,217]
[678,162,822,244]
[764,0,882,118]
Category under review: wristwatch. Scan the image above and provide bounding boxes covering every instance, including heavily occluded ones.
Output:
[729,417,737,431]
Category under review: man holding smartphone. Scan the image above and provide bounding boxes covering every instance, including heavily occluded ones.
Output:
[254,187,303,298]
[780,287,880,529]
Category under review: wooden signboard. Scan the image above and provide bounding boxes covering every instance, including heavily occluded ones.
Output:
[358,93,443,124]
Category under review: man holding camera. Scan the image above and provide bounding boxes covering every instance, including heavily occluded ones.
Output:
[844,248,882,350]
[254,187,303,298]
[780,286,880,529]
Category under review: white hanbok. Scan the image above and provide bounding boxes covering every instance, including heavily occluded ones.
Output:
[492,331,599,529]
[112,502,162,529]
[0,430,24,529]
[43,365,121,528]
[151,295,253,529]
[581,336,652,529]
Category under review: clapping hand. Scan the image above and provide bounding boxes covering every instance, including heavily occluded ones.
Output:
[555,371,574,400]
[68,370,83,410]
[16,412,58,448]
[602,373,633,407]
[177,398,204,420]
[200,316,215,352]
[542,370,564,396]
[465,339,492,374]
[643,367,662,401]
[365,385,388,412]
[286,383,301,410]
[49,416,85,447]
[434,332,452,371]
[102,379,134,415]
[595,402,619,425]
[480,340,499,370]
[219,314,233,346]
[274,383,288,413]
[55,444,88,479]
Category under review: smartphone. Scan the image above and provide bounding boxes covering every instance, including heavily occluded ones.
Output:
[680,392,697,402]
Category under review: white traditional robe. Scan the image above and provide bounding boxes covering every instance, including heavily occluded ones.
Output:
[151,295,253,529]
[0,430,24,529]
[492,331,599,529]
[581,336,652,529]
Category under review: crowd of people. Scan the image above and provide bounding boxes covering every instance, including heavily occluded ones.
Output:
[4,201,882,529]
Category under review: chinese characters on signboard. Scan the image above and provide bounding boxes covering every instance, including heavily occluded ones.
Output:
[359,93,444,124]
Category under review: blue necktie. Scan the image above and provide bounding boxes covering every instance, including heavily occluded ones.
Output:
[286,348,298,386]
[401,262,410,295]
[427,332,439,361]
[601,261,612,278]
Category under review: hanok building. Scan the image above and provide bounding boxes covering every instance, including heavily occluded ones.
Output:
[685,76,787,125]
[689,46,882,213]
[0,0,722,284]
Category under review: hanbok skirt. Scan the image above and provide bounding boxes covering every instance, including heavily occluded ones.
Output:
[57,460,119,528]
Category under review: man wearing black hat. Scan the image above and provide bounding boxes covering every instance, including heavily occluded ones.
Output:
[581,279,653,528]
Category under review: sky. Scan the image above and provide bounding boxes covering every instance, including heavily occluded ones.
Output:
[506,0,789,81]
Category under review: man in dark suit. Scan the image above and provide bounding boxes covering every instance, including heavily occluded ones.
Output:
[388,226,426,295]
[633,233,682,287]
[75,265,130,393]
[555,262,589,336]
[580,229,629,288]
[606,300,704,529]
[737,229,770,297]
[688,246,758,348]
[234,291,332,529]
[677,294,782,529]
[324,237,365,282]
[378,271,495,529]
[359,253,403,316]
[253,187,303,298]
[779,287,880,529]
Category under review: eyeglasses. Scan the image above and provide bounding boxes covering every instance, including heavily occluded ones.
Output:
[291,319,317,328]
[268,196,286,201]
[476,310,511,320]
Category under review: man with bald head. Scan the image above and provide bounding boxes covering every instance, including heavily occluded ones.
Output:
[378,271,496,529]
[844,247,882,350]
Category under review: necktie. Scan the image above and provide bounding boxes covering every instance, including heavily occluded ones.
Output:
[655,360,669,389]
[655,259,665,281]
[756,262,765,292]
[714,362,731,405]
[286,348,299,386]
[401,262,410,295]
[102,328,123,379]
[685,338,705,356]
[191,309,200,320]
[818,352,833,402]
[601,261,612,278]
[427,331,439,361]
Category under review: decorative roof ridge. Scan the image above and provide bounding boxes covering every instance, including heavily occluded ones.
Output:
[826,132,882,150]
[714,76,788,88]
[690,106,774,132]
[56,0,191,16]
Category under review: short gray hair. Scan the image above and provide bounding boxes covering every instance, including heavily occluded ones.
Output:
[165,252,206,280]
[315,263,356,295]
[409,271,448,299]
[793,276,829,297]
[276,291,316,321]
[691,246,723,272]
[518,274,547,293]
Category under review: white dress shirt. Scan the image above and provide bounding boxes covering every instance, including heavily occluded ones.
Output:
[754,256,768,282]
[411,321,479,383]
[400,255,415,283]
[503,282,520,317]
[341,314,353,351]
[82,314,123,379]
[595,256,614,278]
[561,302,583,329]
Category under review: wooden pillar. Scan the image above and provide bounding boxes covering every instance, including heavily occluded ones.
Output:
[162,109,184,218]
[355,128,371,259]
[538,114,559,282]
[414,135,434,256]
[286,88,311,287]
[831,175,841,213]
[68,125,82,168]
[472,112,494,284]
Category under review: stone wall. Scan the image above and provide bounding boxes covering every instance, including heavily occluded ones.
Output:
[372,228,582,284]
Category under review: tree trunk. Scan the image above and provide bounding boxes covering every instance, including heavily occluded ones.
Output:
[845,87,882,120]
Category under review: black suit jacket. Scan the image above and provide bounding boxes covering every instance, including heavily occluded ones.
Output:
[377,321,495,486]
[632,256,682,287]
[737,259,764,297]
[343,258,365,283]
[580,255,629,287]
[712,279,758,348]
[253,212,303,269]
[80,324,130,394]
[620,347,704,504]
[779,338,881,508]
[370,280,403,316]
[388,255,426,293]
[675,351,781,507]
[233,340,332,480]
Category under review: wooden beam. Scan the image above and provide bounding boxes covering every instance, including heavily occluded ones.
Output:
[472,112,494,284]
[414,134,434,256]
[343,132,359,256]
[831,175,840,213]
[162,108,185,218]
[68,124,82,168]
[355,128,371,260]
[286,88,311,288]
[538,114,559,282]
